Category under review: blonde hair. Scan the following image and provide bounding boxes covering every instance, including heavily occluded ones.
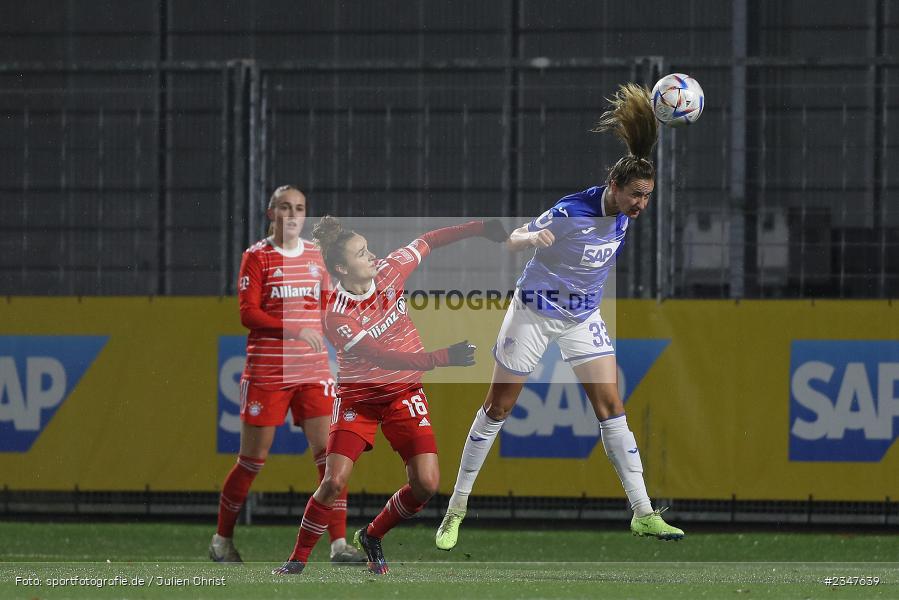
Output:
[592,83,658,186]
[267,185,302,236]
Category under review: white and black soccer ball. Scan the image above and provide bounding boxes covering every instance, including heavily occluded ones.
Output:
[651,73,704,127]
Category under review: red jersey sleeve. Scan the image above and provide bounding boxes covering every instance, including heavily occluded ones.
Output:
[419,221,486,249]
[238,251,289,336]
[385,221,487,280]
[383,238,431,281]
[324,312,447,371]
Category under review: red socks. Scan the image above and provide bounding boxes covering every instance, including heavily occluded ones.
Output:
[314,450,348,542]
[366,484,426,539]
[216,455,265,537]
[289,482,425,563]
[290,496,333,562]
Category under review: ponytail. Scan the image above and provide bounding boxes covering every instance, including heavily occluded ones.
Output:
[593,83,658,186]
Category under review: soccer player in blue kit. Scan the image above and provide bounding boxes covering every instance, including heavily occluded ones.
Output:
[436,83,684,550]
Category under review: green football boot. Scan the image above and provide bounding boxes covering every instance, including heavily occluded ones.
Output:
[630,507,685,541]
[435,508,466,551]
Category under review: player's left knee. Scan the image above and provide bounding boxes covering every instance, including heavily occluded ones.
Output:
[409,472,439,500]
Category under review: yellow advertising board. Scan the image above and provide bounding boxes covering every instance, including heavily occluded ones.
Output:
[1,297,897,501]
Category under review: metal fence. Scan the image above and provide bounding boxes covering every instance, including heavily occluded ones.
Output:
[0,56,897,297]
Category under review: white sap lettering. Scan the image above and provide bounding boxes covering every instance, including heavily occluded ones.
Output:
[504,361,599,438]
[790,360,834,440]
[539,381,598,436]
[0,357,27,427]
[877,363,899,440]
[829,362,878,440]
[503,387,542,437]
[580,242,621,268]
[0,357,66,431]
[25,358,66,430]
[218,356,245,433]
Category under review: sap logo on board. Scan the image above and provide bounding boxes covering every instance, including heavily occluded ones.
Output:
[0,336,108,452]
[500,339,669,458]
[790,340,899,462]
[217,336,337,455]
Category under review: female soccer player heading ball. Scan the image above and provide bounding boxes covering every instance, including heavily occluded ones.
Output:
[273,216,510,576]
[436,83,685,550]
[210,186,365,565]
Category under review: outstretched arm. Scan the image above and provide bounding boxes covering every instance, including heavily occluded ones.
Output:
[386,220,510,278]
[417,219,509,251]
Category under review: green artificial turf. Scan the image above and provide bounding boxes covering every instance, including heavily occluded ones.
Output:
[1,521,896,599]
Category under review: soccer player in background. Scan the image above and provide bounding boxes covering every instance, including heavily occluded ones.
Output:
[273,215,509,575]
[210,186,366,565]
[436,84,685,550]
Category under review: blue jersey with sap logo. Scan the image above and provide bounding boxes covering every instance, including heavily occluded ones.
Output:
[516,185,628,322]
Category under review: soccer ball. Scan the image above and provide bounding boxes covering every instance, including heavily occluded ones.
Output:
[650,73,704,127]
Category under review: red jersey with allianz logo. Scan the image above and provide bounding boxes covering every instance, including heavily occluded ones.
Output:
[323,239,431,405]
[238,237,332,390]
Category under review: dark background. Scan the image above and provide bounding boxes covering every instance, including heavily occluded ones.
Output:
[0,0,896,297]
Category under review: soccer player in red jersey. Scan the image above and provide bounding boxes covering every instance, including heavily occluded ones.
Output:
[272,215,509,575]
[210,186,365,565]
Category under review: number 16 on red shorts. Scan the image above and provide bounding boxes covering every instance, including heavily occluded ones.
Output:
[329,387,438,463]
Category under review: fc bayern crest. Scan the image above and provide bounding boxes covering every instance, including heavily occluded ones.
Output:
[385,287,396,301]
[396,296,407,314]
[308,262,321,278]
[248,401,263,417]
[343,408,357,422]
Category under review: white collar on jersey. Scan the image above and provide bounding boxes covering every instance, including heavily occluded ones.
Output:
[266,236,305,258]
[599,186,608,217]
[335,279,376,302]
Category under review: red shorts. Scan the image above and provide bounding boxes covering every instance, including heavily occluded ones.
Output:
[239,378,335,427]
[327,387,437,464]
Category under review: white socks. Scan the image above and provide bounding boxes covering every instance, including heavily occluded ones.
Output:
[447,408,505,511]
[447,410,652,518]
[600,414,653,517]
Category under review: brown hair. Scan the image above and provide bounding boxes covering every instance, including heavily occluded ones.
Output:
[311,215,358,277]
[592,83,658,187]
[267,185,303,237]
